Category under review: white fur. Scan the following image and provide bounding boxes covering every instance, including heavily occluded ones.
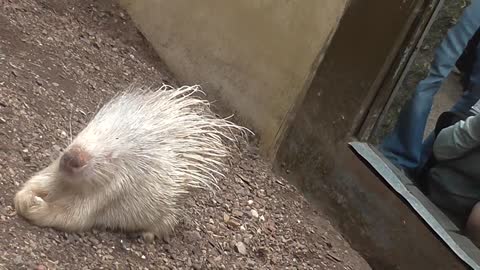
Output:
[14,84,252,241]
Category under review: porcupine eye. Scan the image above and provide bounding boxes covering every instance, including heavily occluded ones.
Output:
[59,145,91,174]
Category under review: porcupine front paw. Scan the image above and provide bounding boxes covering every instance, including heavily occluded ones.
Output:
[141,228,172,244]
[14,189,46,219]
[141,217,177,244]
[142,232,156,243]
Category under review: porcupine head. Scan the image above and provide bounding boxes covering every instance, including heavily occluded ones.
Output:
[14,84,251,242]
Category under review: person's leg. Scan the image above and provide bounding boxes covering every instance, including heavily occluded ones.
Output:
[456,28,480,88]
[380,1,480,174]
[466,42,480,92]
[466,202,480,246]
[422,42,480,165]
[381,80,442,174]
[457,28,480,88]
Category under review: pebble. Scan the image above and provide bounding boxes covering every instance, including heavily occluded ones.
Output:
[234,242,247,255]
[186,230,202,241]
[13,255,23,265]
[102,255,114,261]
[223,213,230,223]
[232,210,243,217]
[34,264,47,270]
[226,219,241,227]
[250,209,259,218]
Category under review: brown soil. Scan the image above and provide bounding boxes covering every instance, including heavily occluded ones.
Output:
[0,1,371,269]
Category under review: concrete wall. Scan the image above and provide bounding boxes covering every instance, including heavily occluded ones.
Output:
[118,0,349,158]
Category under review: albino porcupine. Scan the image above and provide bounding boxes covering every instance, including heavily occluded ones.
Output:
[14,84,251,242]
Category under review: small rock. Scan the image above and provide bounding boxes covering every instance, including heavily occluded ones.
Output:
[257,247,268,257]
[221,213,230,223]
[206,224,216,232]
[250,209,259,218]
[52,82,59,87]
[247,200,254,205]
[186,231,202,241]
[226,218,241,228]
[102,255,114,261]
[90,238,100,245]
[232,210,243,218]
[34,264,48,270]
[234,242,247,255]
[13,255,23,265]
[53,144,62,151]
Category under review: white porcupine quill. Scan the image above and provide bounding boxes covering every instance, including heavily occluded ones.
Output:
[75,84,253,192]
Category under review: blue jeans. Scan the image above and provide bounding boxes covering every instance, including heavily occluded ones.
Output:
[380,0,480,175]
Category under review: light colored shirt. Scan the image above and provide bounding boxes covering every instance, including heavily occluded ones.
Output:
[433,113,480,160]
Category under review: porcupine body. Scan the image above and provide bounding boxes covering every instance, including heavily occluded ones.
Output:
[14,85,250,241]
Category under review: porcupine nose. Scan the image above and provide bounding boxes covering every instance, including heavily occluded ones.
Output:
[60,145,91,173]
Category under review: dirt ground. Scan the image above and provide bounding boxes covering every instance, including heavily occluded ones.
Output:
[0,1,371,269]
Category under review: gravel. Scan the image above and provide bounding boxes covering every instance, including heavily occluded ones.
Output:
[0,0,371,269]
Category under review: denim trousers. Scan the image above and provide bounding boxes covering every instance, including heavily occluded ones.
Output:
[380,0,480,175]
